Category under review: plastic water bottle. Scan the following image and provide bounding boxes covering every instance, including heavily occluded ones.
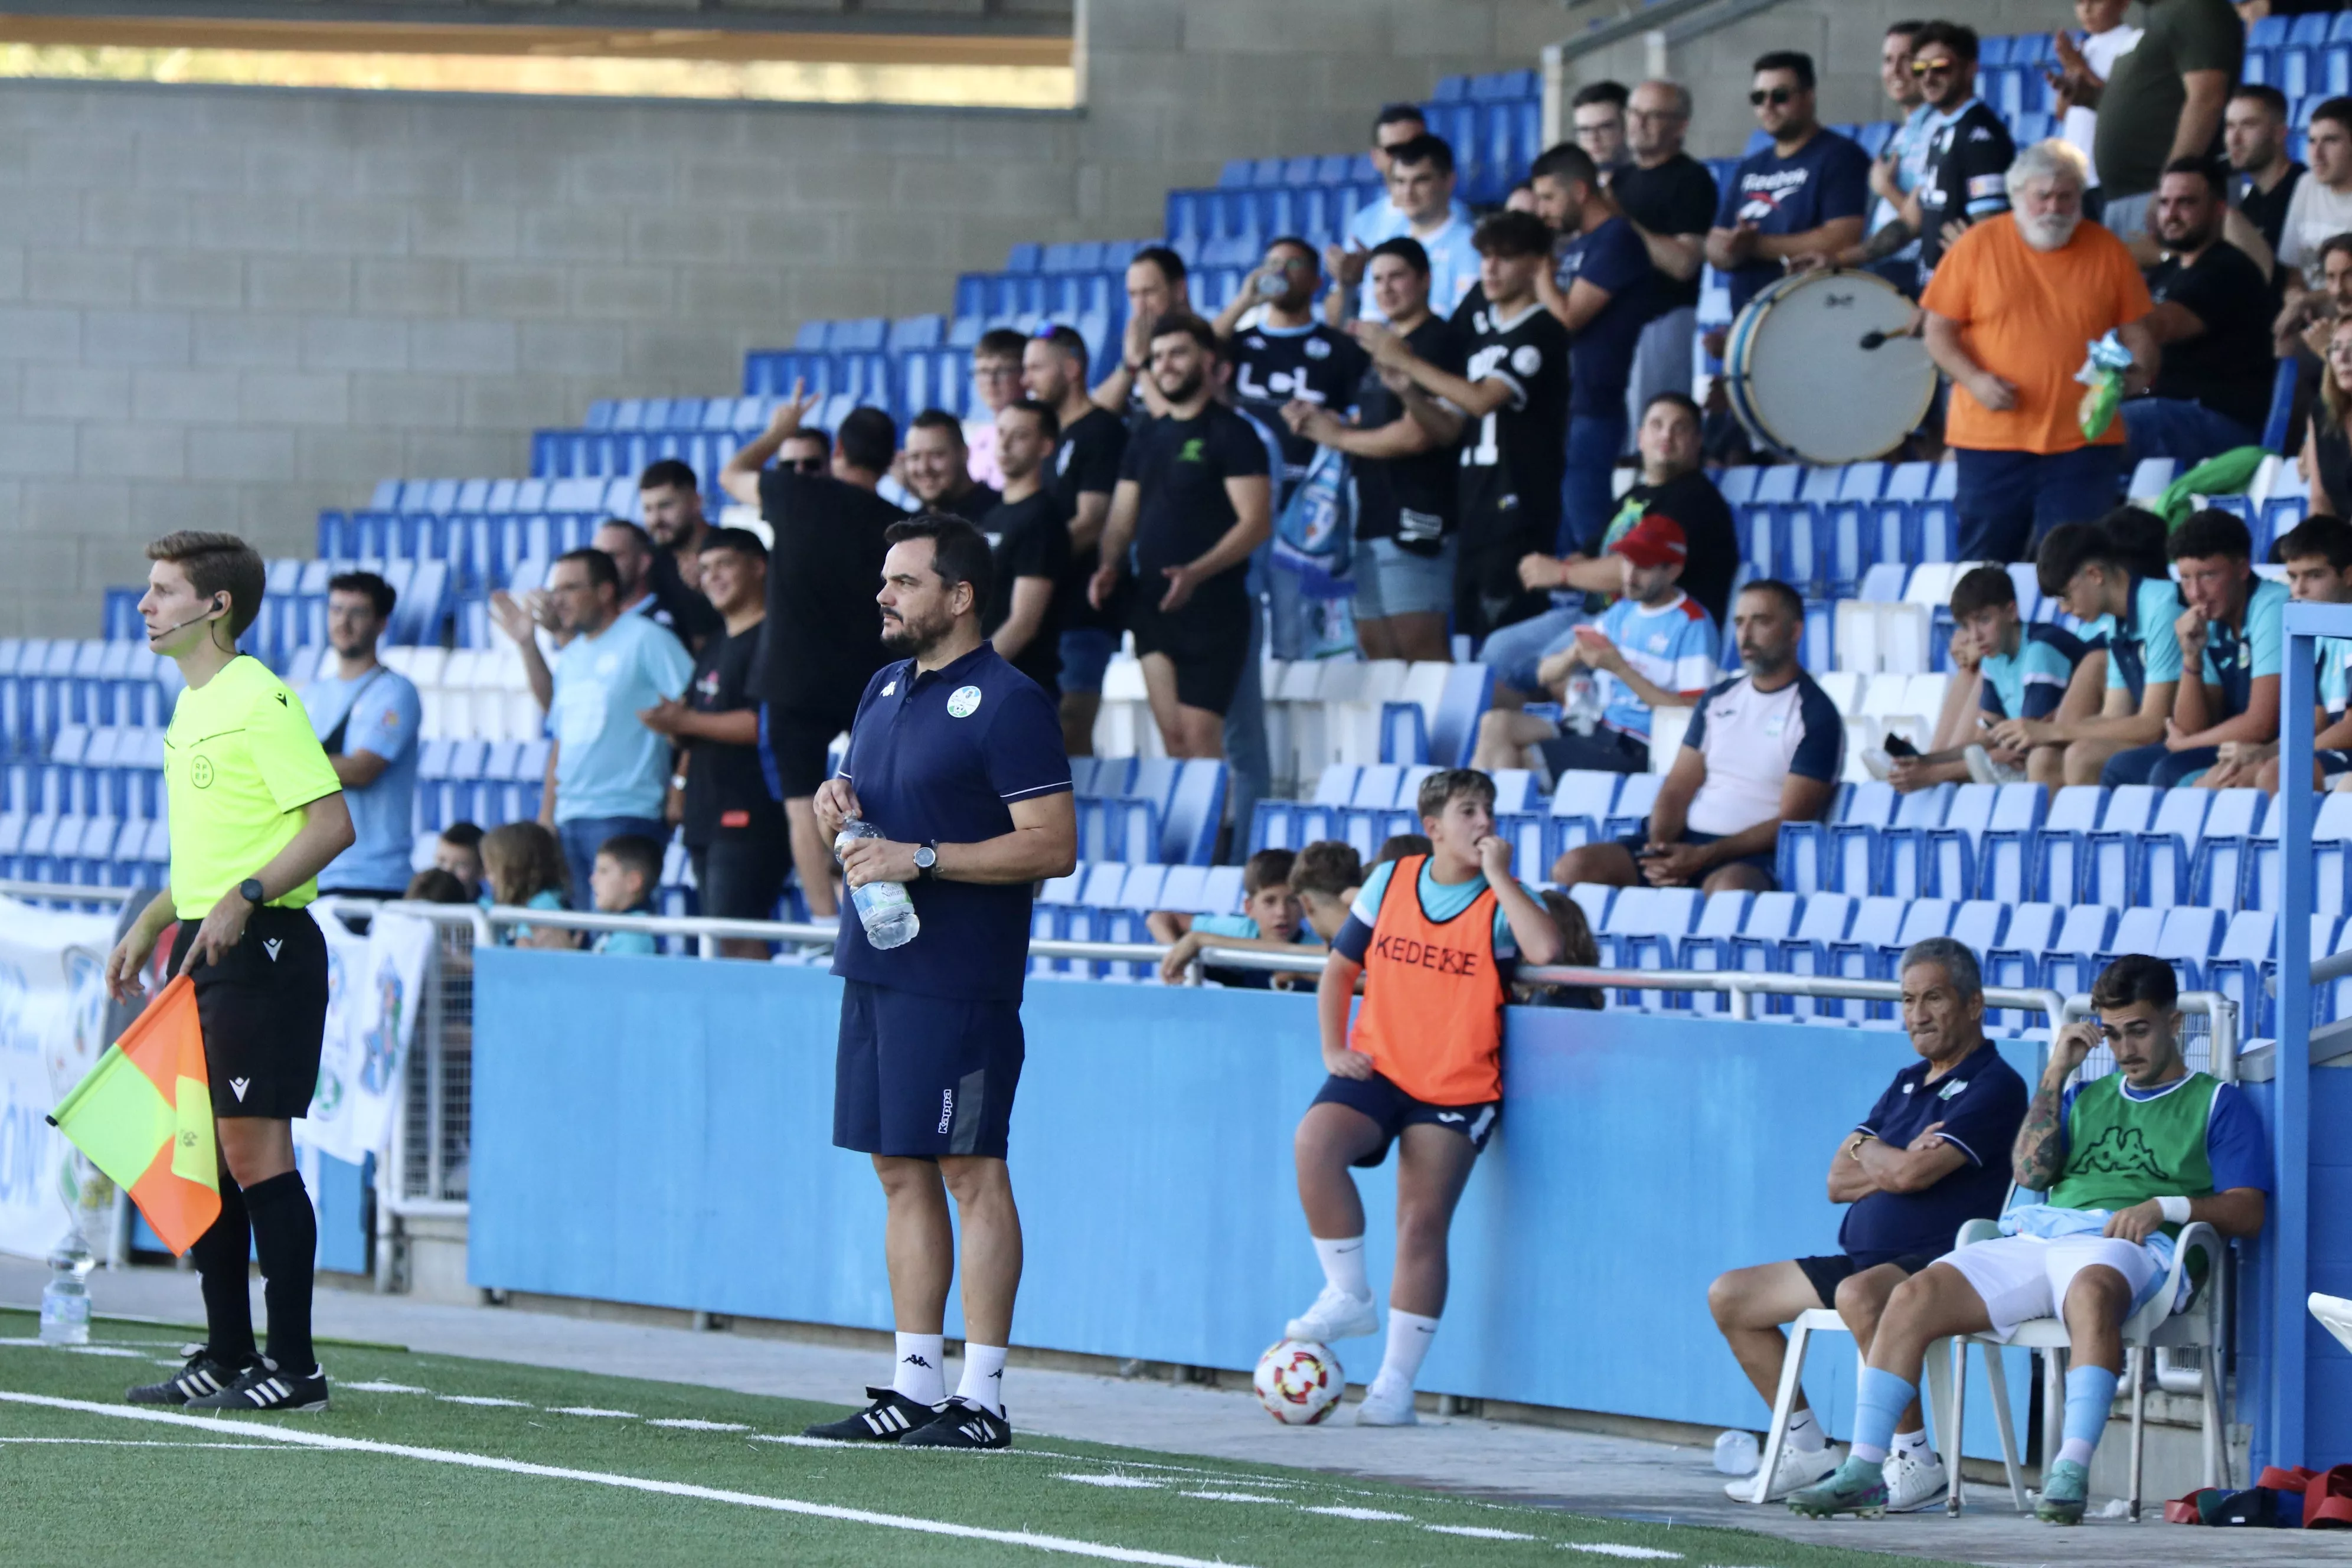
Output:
[1565,672,1605,736]
[1713,1429,1759,1476]
[834,819,919,950]
[39,1253,92,1347]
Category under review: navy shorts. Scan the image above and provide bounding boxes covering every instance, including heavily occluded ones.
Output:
[1795,1252,1936,1309]
[833,979,1024,1159]
[1613,821,1778,886]
[1311,1070,1499,1168]
[2321,749,2352,780]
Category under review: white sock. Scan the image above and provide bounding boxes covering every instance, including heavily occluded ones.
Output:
[1893,1427,1932,1457]
[892,1332,945,1406]
[1312,1236,1371,1301]
[1374,1309,1439,1391]
[956,1343,1008,1416]
[1785,1407,1826,1453]
[2056,1436,2097,1468]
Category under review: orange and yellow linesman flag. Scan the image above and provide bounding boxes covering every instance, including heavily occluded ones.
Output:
[45,975,218,1255]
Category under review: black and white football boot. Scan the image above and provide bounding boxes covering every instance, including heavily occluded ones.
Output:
[185,1357,329,1413]
[126,1347,257,1407]
[801,1386,939,1442]
[897,1396,1012,1450]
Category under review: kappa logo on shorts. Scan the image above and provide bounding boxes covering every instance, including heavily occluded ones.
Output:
[230,1077,250,1102]
[937,1089,955,1135]
[263,938,282,962]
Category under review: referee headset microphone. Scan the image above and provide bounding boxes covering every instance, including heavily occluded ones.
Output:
[151,593,228,643]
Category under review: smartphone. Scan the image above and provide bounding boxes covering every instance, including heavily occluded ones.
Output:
[1883,734,1920,760]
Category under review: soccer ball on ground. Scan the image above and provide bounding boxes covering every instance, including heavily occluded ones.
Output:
[1254,1339,1343,1426]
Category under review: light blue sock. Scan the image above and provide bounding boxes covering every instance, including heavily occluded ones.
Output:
[1848,1367,1917,1464]
[2058,1364,2119,1466]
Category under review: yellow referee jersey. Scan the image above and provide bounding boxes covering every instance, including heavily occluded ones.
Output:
[163,655,343,920]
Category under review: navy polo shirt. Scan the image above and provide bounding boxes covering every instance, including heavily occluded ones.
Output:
[1837,1039,2028,1266]
[830,642,1071,1002]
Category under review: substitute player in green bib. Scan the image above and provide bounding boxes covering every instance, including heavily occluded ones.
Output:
[1791,954,2268,1525]
[106,532,355,1414]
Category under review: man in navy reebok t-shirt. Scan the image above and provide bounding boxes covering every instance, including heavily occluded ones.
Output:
[1707,51,1872,316]
[1533,141,1662,553]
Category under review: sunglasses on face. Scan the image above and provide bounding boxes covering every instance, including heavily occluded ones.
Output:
[785,456,827,474]
[1910,57,1959,77]
[1750,87,1795,106]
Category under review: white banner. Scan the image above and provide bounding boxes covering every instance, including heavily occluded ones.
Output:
[297,907,433,1167]
[0,900,125,1263]
[0,899,436,1260]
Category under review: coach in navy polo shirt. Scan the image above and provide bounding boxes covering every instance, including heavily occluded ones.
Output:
[806,514,1076,1454]
[1707,937,2027,1508]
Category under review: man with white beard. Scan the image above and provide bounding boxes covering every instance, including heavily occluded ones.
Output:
[1920,140,2159,564]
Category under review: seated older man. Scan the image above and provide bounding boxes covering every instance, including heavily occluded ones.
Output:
[1791,954,2269,1525]
[1708,938,2027,1513]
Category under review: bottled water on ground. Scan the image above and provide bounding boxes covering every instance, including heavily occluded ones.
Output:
[1713,1428,1759,1476]
[39,1255,92,1347]
[835,818,919,950]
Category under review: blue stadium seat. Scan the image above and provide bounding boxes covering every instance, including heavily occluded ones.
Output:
[1776,893,1856,1016]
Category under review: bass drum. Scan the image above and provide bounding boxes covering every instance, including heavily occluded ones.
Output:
[1721,268,1936,466]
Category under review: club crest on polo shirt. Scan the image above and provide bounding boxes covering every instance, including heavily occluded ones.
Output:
[946,685,983,718]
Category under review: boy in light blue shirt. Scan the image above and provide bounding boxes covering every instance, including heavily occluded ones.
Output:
[2099,509,2285,789]
[587,832,662,958]
[1151,847,1324,988]
[2255,513,2352,792]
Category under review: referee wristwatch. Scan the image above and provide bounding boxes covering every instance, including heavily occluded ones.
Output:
[238,877,266,906]
[913,842,939,881]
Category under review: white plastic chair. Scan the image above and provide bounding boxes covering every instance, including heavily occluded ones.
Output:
[1935,1219,2229,1519]
[1750,1311,1958,1507]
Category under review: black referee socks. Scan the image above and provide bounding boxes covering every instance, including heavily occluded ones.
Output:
[189,1174,256,1364]
[242,1170,319,1375]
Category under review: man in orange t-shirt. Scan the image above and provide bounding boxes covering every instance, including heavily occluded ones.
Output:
[1922,139,2157,564]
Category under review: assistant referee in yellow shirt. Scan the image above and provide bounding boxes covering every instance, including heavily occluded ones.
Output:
[106,532,355,1414]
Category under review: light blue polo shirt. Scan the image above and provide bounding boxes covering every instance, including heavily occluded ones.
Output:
[2199,576,2288,719]
[2093,576,2186,701]
[549,613,693,823]
[1978,623,2088,721]
[302,662,422,893]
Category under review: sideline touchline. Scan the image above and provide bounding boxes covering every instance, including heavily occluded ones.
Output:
[0,1391,1244,1568]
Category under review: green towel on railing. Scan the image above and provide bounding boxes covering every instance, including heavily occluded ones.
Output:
[2152,446,2271,527]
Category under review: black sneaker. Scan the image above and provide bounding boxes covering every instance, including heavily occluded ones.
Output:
[898,1396,1011,1450]
[185,1358,329,1413]
[802,1386,938,1442]
[127,1347,255,1407]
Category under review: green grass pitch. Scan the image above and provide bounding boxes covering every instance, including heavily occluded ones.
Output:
[0,1309,1962,1568]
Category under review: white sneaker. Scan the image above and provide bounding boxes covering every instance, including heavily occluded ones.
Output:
[1353,1377,1418,1426]
[1723,1437,1841,1502]
[1882,1445,1949,1512]
[1861,747,1893,782]
[1284,1285,1378,1343]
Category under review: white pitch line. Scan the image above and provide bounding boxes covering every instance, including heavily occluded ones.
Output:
[1559,1547,1682,1561]
[1427,1524,1535,1540]
[646,1419,750,1432]
[0,1436,311,1451]
[0,1391,1250,1568]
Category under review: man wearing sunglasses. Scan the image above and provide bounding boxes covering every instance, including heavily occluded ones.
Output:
[1706,51,1871,318]
[1902,22,2015,285]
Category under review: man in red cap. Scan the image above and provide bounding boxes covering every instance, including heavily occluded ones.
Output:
[1471,513,1718,776]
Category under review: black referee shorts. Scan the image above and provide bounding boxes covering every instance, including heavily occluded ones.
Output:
[168,904,330,1121]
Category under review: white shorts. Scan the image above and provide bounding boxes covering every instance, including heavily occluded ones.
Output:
[1935,1233,2168,1342]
